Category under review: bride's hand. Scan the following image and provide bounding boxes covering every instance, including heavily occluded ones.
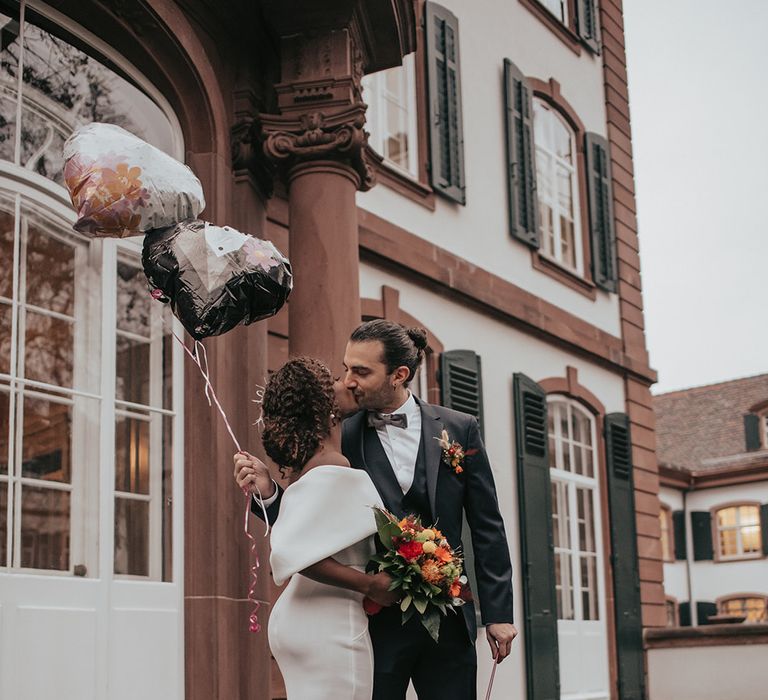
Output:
[233,451,276,499]
[364,572,399,607]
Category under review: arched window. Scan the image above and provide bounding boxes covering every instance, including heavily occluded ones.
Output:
[717,595,768,623]
[714,504,762,560]
[547,397,601,621]
[0,6,182,580]
[533,99,583,275]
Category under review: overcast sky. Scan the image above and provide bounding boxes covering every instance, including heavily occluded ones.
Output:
[622,1,768,394]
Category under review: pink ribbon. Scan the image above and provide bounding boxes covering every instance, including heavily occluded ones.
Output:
[484,660,497,700]
[172,333,269,633]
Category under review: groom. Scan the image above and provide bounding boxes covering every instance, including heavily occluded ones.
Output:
[251,320,516,699]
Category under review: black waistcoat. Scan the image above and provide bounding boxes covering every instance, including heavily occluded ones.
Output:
[362,424,431,521]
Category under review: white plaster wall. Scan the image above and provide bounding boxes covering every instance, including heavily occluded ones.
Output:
[361,261,627,698]
[685,482,768,610]
[659,486,683,511]
[647,645,768,700]
[357,0,621,336]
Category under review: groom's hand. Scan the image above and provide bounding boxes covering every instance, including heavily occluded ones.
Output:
[486,623,517,664]
[364,573,399,607]
[233,452,275,499]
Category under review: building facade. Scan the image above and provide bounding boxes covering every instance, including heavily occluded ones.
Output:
[654,374,768,628]
[0,1,663,699]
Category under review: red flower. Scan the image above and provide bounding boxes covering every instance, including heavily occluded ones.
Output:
[397,541,424,562]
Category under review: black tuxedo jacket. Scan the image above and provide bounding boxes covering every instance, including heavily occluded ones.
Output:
[259,397,515,640]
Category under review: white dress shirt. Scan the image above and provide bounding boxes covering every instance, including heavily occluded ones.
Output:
[256,392,423,508]
[373,392,422,494]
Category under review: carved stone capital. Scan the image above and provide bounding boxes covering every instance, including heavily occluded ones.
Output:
[231,116,275,198]
[261,105,379,191]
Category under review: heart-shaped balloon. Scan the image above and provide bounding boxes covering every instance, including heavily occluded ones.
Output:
[142,219,292,340]
[63,123,205,237]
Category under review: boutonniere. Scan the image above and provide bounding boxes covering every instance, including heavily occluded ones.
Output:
[434,429,477,474]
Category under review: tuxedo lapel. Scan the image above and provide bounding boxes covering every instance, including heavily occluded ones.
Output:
[343,410,404,510]
[416,398,444,518]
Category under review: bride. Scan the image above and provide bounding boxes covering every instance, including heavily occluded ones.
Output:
[233,357,398,700]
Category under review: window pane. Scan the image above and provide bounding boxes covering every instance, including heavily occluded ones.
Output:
[21,396,72,482]
[23,310,74,387]
[116,260,152,335]
[0,205,14,300]
[116,335,150,405]
[739,505,759,526]
[0,302,11,374]
[162,415,173,582]
[0,389,9,475]
[582,446,594,478]
[20,485,70,570]
[0,10,18,164]
[114,497,149,575]
[718,507,737,527]
[24,225,75,315]
[719,528,738,557]
[741,524,761,554]
[581,555,598,620]
[115,415,149,494]
[0,480,7,566]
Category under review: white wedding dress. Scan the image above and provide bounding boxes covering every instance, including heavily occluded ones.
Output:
[268,465,383,700]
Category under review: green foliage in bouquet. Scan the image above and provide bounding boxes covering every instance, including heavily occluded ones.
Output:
[368,506,471,642]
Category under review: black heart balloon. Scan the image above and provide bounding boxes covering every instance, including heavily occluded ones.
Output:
[142,219,292,340]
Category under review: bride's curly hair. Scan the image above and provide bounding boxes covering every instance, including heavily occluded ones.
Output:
[261,357,338,475]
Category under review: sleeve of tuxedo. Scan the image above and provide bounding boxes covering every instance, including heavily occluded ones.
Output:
[463,416,515,625]
[250,483,284,524]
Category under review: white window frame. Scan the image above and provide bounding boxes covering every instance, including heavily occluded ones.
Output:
[533,98,584,276]
[548,397,605,623]
[714,504,763,561]
[362,52,419,179]
[0,1,185,581]
[0,177,183,582]
[540,0,569,25]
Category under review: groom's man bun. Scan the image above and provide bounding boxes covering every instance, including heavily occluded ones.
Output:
[350,319,427,386]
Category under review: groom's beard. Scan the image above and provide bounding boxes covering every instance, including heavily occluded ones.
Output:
[353,383,398,412]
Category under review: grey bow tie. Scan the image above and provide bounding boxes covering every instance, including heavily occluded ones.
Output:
[367,412,408,430]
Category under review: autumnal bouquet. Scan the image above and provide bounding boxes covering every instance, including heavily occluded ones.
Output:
[364,506,472,642]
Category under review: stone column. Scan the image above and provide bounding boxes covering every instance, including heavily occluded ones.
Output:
[262,30,380,370]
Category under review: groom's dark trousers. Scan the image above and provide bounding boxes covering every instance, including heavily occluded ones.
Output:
[259,398,514,700]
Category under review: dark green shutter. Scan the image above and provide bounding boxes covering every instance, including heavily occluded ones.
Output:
[585,132,618,292]
[439,349,484,436]
[744,414,762,451]
[604,413,645,700]
[696,601,717,626]
[678,602,691,627]
[672,510,687,560]
[513,373,559,700]
[425,2,465,204]
[440,350,484,625]
[504,58,539,247]
[576,0,600,52]
[760,504,768,556]
[691,511,713,561]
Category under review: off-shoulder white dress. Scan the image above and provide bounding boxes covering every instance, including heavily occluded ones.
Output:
[268,465,383,700]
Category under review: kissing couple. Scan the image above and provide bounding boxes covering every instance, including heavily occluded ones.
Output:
[233,319,516,699]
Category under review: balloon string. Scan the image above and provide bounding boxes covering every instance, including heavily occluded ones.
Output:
[171,331,270,634]
[484,660,497,700]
